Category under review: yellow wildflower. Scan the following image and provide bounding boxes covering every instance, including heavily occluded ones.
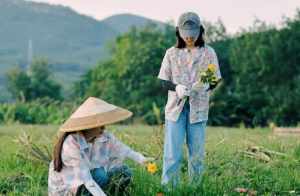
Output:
[147,162,157,174]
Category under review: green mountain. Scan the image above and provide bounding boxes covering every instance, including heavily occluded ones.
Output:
[0,0,166,100]
[0,0,116,68]
[102,13,166,34]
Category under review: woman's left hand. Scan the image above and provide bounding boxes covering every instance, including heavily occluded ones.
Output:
[141,157,155,165]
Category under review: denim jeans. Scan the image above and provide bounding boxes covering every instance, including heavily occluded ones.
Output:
[76,165,132,196]
[161,101,207,186]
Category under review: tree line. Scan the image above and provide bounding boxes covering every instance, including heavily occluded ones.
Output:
[4,11,300,127]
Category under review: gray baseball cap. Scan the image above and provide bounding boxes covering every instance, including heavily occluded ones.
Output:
[177,12,201,39]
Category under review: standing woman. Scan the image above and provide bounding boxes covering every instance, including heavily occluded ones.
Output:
[158,12,222,186]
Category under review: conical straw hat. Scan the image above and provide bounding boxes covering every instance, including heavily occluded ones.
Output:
[59,97,132,132]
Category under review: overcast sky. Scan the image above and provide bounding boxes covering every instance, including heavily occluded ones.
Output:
[28,0,300,33]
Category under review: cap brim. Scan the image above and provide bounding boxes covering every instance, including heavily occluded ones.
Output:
[179,28,200,39]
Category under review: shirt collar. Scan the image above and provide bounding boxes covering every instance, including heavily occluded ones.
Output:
[95,132,109,143]
[77,131,109,150]
[183,46,200,53]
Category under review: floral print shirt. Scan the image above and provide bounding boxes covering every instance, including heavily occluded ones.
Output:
[48,131,146,196]
[158,45,222,123]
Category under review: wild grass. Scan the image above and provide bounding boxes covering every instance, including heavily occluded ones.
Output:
[1,124,300,195]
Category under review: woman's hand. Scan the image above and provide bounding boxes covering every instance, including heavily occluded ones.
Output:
[175,84,190,99]
[141,157,155,165]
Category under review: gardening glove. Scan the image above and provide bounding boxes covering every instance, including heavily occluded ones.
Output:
[140,157,155,165]
[175,84,190,99]
[191,81,210,92]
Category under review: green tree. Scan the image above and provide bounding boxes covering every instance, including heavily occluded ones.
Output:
[28,58,62,100]
[74,23,175,123]
[74,11,300,126]
[209,10,300,127]
[6,66,31,102]
[203,19,228,43]
[6,58,62,101]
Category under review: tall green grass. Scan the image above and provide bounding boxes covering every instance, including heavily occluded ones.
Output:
[1,125,300,195]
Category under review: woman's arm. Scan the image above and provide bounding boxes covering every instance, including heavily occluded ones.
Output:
[158,50,189,98]
[160,79,176,92]
[109,133,147,164]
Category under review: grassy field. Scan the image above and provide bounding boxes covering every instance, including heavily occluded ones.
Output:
[1,124,300,195]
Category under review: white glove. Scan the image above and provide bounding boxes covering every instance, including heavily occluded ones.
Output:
[191,81,209,91]
[141,157,155,165]
[175,84,190,99]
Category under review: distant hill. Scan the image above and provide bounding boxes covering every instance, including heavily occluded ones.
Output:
[0,0,167,100]
[0,0,114,68]
[102,13,166,34]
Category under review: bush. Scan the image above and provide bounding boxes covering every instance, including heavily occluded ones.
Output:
[0,98,76,124]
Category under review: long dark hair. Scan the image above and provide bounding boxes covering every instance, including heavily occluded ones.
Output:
[53,132,70,172]
[175,25,205,48]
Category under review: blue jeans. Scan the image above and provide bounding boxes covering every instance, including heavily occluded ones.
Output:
[77,165,132,196]
[161,102,207,186]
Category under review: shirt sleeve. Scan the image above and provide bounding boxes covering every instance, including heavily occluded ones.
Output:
[158,49,172,81]
[160,79,176,92]
[62,135,106,196]
[109,133,146,164]
[209,48,222,80]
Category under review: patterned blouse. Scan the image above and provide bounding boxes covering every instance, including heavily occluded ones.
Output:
[158,44,222,123]
[48,131,146,196]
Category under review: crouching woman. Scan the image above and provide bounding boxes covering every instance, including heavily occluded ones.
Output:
[48,97,153,196]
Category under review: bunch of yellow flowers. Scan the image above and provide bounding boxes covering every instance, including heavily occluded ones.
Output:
[199,64,218,86]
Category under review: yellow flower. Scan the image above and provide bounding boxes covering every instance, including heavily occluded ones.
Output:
[207,64,217,72]
[147,162,157,174]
